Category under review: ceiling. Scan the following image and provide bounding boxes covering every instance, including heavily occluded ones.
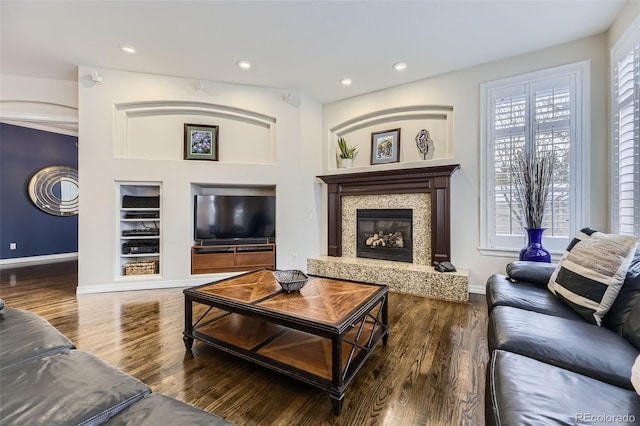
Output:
[0,0,627,104]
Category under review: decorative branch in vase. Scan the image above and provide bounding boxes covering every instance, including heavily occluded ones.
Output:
[512,148,557,262]
[337,137,357,168]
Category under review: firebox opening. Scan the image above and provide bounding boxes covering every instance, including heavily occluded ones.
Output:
[356,209,413,263]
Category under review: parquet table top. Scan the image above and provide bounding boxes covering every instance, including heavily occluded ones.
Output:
[197,269,281,303]
[192,269,382,326]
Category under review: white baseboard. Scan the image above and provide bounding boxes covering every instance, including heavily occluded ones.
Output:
[0,252,78,268]
[76,272,241,294]
[469,283,485,295]
[77,279,192,294]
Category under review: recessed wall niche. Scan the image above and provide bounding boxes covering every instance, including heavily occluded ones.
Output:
[328,105,453,170]
[190,183,277,242]
[189,183,277,273]
[113,101,276,164]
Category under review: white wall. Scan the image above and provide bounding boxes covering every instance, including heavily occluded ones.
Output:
[608,0,640,49]
[323,35,609,293]
[77,67,323,292]
[0,75,78,135]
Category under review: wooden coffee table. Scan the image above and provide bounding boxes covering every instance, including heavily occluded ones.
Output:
[183,269,389,415]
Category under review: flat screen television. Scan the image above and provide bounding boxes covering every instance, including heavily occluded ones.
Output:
[194,195,275,244]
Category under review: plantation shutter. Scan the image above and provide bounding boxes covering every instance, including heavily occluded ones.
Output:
[491,76,572,241]
[492,86,526,236]
[533,77,572,238]
[612,38,640,236]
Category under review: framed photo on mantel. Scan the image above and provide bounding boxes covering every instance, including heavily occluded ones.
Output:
[184,123,219,161]
[371,128,400,165]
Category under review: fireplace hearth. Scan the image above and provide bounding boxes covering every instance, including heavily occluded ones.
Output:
[357,209,413,263]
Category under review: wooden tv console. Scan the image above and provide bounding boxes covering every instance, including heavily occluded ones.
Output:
[191,243,275,274]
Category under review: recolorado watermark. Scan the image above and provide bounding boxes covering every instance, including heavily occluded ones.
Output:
[576,413,636,424]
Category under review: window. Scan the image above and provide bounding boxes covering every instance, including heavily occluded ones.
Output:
[612,17,640,237]
[480,62,590,255]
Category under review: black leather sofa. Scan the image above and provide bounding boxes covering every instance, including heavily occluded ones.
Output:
[485,253,640,425]
[0,305,233,426]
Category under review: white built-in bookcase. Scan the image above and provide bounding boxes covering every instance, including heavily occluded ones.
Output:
[116,182,162,279]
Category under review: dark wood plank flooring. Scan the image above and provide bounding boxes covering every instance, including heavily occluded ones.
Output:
[0,261,488,425]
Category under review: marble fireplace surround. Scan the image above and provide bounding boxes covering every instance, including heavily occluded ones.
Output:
[343,194,430,264]
[317,165,460,263]
[308,165,469,302]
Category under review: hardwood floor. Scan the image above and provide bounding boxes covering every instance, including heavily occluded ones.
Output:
[0,261,489,425]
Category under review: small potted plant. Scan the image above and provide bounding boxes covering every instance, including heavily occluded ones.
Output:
[337,137,357,168]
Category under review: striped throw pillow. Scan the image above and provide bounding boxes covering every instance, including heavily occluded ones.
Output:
[633,355,640,396]
[547,228,639,326]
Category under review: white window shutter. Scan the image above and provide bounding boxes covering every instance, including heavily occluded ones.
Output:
[480,61,589,255]
[612,39,640,236]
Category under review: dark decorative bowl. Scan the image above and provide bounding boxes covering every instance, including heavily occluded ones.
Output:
[273,270,309,293]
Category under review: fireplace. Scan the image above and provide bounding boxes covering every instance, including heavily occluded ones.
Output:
[310,165,468,302]
[357,209,413,263]
[318,165,459,263]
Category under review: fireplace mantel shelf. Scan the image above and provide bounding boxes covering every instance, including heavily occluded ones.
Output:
[317,163,460,263]
[317,164,460,185]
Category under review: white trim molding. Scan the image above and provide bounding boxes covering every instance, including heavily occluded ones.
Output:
[0,252,78,268]
[77,272,241,294]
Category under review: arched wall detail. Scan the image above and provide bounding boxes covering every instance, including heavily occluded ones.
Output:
[113,100,277,163]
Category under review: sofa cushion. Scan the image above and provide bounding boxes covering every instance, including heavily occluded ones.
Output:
[0,307,75,369]
[104,393,235,426]
[486,350,640,426]
[486,274,582,320]
[620,291,640,352]
[505,261,558,287]
[603,246,640,336]
[0,350,150,425]
[489,306,638,389]
[547,227,639,325]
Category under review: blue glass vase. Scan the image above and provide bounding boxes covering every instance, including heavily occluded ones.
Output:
[519,228,551,263]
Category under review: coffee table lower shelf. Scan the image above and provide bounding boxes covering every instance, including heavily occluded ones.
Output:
[183,310,387,414]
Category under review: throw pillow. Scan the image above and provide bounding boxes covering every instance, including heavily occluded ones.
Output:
[632,355,640,396]
[547,227,639,326]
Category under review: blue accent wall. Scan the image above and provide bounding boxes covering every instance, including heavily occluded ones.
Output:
[0,123,78,260]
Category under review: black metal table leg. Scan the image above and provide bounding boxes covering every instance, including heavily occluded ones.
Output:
[331,334,344,414]
[330,392,345,415]
[183,335,194,350]
[382,295,389,345]
[183,296,194,350]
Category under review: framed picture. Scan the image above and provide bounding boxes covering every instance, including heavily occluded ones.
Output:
[184,124,219,161]
[371,128,401,165]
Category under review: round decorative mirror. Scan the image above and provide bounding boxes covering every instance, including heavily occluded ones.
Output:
[28,165,79,216]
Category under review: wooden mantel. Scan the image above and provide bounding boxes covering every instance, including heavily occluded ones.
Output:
[317,164,460,264]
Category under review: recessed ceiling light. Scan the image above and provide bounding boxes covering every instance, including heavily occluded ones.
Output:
[340,77,353,86]
[393,62,407,71]
[237,60,252,70]
[118,44,137,54]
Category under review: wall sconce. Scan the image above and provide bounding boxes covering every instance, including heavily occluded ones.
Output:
[91,71,102,84]
[196,80,205,92]
[282,92,291,103]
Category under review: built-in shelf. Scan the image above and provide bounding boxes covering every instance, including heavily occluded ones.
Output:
[116,182,161,279]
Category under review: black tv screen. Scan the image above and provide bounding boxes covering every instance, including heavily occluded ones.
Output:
[194,195,275,243]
